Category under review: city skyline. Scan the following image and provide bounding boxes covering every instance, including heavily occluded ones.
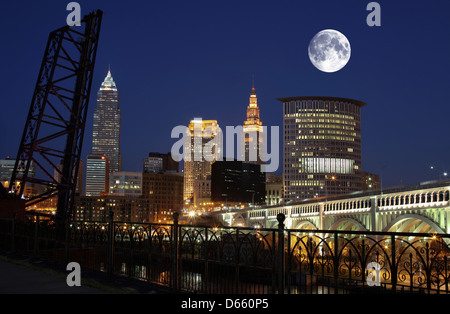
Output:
[1,0,450,190]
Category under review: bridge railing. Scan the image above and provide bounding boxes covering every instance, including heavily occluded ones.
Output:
[1,212,450,294]
[285,227,450,294]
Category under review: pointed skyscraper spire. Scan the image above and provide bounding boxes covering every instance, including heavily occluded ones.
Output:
[100,68,117,91]
[251,73,255,89]
[249,77,258,108]
[243,77,264,165]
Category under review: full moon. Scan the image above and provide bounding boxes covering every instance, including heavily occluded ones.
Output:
[308,29,351,73]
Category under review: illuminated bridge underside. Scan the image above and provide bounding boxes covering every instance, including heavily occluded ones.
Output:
[214,182,450,234]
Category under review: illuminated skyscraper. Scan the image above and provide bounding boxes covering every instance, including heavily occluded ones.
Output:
[92,69,122,173]
[242,85,264,165]
[183,118,221,203]
[279,96,366,202]
[85,155,109,196]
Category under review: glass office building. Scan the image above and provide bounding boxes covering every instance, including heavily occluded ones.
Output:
[109,171,142,197]
[279,96,366,202]
[85,155,109,196]
[92,70,122,173]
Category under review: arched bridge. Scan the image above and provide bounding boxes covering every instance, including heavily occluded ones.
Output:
[212,181,450,234]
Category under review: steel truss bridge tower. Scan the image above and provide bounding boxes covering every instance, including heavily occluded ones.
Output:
[9,10,103,221]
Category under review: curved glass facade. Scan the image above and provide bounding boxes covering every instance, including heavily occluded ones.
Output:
[280,96,366,202]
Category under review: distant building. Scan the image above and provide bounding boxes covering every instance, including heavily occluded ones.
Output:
[0,157,35,189]
[362,171,380,191]
[54,159,83,196]
[279,96,366,202]
[194,179,211,206]
[242,85,265,165]
[74,195,150,222]
[143,152,179,173]
[109,171,142,197]
[85,155,109,196]
[92,69,122,173]
[266,182,282,205]
[183,119,221,203]
[211,160,265,205]
[266,174,283,205]
[266,173,282,184]
[142,172,184,222]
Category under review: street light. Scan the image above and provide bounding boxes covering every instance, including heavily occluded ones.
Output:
[430,166,449,180]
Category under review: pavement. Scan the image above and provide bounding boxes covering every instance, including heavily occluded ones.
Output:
[0,256,112,294]
[0,253,168,294]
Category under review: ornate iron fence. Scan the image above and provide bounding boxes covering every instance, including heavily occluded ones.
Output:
[1,212,450,294]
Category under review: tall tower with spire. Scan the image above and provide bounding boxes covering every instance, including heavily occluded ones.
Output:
[242,83,265,165]
[91,69,122,174]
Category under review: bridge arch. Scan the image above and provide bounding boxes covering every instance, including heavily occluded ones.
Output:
[249,221,264,229]
[291,220,318,230]
[231,214,246,227]
[382,213,445,234]
[328,217,368,232]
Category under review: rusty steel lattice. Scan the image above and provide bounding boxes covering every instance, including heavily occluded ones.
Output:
[9,10,103,220]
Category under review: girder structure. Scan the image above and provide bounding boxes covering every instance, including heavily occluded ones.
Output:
[9,10,103,221]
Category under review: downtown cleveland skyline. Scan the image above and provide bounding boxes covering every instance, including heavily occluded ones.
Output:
[1,0,450,190]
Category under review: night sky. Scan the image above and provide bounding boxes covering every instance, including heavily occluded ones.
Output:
[1,0,449,189]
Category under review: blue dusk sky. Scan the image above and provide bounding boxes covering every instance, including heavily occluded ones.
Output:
[0,0,449,188]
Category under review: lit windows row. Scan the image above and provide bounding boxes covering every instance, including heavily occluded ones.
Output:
[285,113,357,120]
[295,135,356,142]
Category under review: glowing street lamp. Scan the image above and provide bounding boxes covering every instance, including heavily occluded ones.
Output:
[430,166,449,180]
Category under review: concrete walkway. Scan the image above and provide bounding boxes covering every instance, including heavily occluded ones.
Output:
[0,254,169,294]
[0,257,110,294]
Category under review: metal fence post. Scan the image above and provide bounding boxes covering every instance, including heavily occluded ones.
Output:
[277,213,285,294]
[235,227,240,293]
[65,218,70,266]
[204,226,209,293]
[34,214,39,256]
[391,234,397,292]
[172,212,179,292]
[107,211,114,277]
[334,231,339,294]
[11,213,15,252]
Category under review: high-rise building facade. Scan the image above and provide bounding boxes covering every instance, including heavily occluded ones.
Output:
[85,155,109,196]
[362,171,380,191]
[266,173,283,205]
[183,119,221,203]
[92,70,122,173]
[143,152,179,173]
[279,96,366,202]
[109,171,142,197]
[211,160,266,205]
[74,195,150,222]
[193,179,211,206]
[142,172,184,222]
[242,86,265,165]
[0,157,35,189]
